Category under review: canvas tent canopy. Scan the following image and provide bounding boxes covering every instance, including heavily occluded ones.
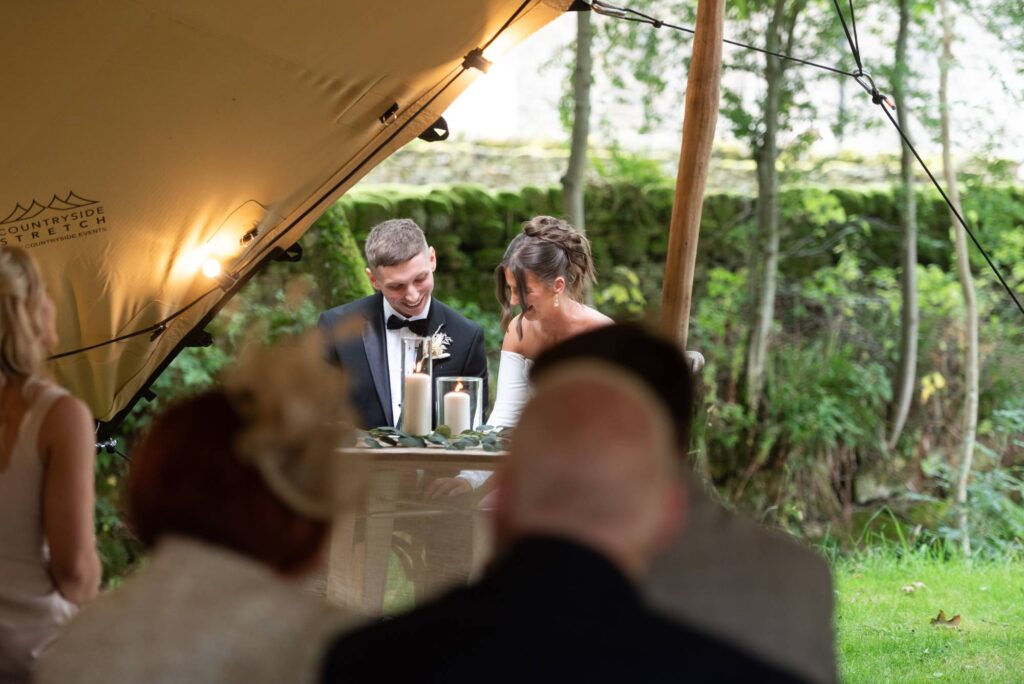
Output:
[2,0,567,429]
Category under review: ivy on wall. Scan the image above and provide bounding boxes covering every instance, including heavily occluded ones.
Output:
[98,180,1024,584]
[307,181,1023,321]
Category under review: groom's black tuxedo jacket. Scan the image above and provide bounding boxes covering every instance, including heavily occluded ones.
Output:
[318,293,488,430]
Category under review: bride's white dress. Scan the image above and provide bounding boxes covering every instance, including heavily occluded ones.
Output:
[485,351,533,429]
[458,351,532,488]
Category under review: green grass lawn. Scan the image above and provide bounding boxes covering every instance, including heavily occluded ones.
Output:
[383,543,1023,681]
[836,554,1024,683]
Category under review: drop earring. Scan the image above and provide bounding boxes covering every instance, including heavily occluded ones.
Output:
[554,294,560,308]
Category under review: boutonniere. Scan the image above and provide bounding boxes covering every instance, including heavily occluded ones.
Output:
[428,324,452,360]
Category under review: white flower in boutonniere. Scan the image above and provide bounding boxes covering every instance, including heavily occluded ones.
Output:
[428,324,452,361]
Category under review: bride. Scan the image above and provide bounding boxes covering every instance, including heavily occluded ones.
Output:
[487,215,613,428]
[427,216,611,499]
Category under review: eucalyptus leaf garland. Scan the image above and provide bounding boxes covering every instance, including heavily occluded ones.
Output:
[359,425,509,452]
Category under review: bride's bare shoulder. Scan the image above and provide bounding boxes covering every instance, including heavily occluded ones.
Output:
[503,316,548,358]
[583,305,614,329]
[562,306,613,341]
[501,315,528,353]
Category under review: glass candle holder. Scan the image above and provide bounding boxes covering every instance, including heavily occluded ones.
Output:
[435,376,483,436]
[400,336,433,436]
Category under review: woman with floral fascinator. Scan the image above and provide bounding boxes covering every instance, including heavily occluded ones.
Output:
[0,247,100,683]
[36,334,368,684]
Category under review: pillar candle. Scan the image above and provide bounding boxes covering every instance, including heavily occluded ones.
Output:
[443,388,472,435]
[402,372,432,436]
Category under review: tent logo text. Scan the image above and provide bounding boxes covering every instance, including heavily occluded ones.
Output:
[1,191,108,248]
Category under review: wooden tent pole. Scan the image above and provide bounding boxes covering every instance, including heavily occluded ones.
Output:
[659,0,725,348]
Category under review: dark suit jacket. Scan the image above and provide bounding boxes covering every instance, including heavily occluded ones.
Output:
[318,293,488,430]
[321,537,807,683]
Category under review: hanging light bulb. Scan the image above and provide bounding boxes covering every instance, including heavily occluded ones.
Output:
[201,257,222,278]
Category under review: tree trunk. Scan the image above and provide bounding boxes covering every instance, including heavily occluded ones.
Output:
[886,0,919,450]
[659,0,725,347]
[744,0,787,411]
[940,0,979,556]
[563,10,592,235]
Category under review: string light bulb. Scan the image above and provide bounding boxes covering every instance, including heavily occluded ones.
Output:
[201,257,222,278]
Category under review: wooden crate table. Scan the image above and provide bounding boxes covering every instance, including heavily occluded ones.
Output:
[326,447,504,615]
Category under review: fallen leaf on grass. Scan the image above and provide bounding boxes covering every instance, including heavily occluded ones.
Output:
[930,610,961,628]
[902,581,928,594]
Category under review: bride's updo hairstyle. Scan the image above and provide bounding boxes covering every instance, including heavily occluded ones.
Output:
[0,247,49,385]
[495,216,596,336]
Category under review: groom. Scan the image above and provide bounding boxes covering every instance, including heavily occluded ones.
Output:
[318,218,488,431]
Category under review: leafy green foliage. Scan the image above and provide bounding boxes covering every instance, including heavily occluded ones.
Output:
[95,179,1024,585]
[917,426,1024,559]
[302,204,374,307]
[93,449,140,587]
[595,265,648,318]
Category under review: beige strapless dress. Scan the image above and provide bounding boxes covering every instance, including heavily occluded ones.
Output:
[0,379,76,684]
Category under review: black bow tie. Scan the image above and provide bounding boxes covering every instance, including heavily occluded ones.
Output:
[387,315,429,336]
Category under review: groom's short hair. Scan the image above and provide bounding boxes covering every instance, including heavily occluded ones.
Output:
[364,218,429,269]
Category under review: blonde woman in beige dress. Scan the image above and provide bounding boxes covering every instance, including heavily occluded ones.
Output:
[0,247,100,683]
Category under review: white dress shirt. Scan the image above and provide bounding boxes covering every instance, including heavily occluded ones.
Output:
[382,296,432,427]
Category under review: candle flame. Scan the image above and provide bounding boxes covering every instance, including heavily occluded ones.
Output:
[415,358,424,373]
[455,380,464,392]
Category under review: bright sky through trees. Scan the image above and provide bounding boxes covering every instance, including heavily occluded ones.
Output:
[445,10,1024,172]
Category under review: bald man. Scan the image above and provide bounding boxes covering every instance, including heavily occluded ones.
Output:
[321,364,801,683]
[530,324,835,684]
